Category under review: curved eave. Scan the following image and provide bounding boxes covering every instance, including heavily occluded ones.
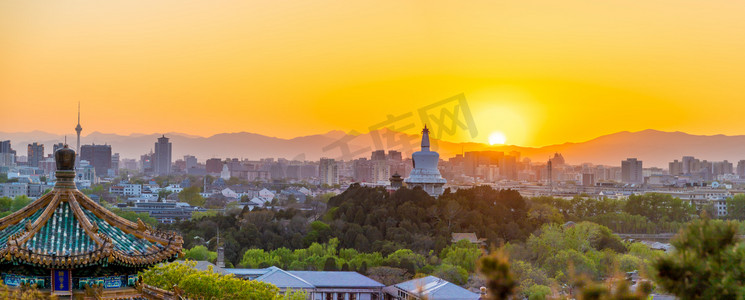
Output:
[0,241,181,269]
[0,188,183,269]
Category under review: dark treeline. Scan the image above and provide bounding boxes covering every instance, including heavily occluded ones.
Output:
[326,184,533,254]
[531,193,697,234]
[160,184,536,267]
[160,185,703,267]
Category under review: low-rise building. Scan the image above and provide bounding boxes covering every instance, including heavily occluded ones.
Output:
[225,267,384,300]
[0,183,28,198]
[124,202,205,223]
[109,183,143,197]
[384,276,480,300]
[0,183,46,199]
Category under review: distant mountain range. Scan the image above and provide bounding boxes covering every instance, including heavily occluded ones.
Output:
[2,129,745,168]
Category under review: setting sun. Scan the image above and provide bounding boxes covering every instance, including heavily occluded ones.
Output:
[488,131,507,145]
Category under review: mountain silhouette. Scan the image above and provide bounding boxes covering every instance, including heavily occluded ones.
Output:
[2,129,744,167]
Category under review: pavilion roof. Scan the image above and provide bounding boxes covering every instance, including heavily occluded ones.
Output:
[0,183,183,269]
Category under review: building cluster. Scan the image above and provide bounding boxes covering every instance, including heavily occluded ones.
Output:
[0,139,121,195]
[7,110,745,222]
[188,261,481,300]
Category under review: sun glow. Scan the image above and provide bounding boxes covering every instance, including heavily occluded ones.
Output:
[488,131,507,145]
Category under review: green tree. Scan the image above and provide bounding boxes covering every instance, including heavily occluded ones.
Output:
[192,210,218,220]
[524,285,551,300]
[240,249,276,268]
[727,194,745,220]
[0,196,12,211]
[654,218,745,298]
[478,249,516,300]
[179,186,205,207]
[110,208,158,227]
[572,275,652,300]
[624,193,694,223]
[433,263,468,285]
[385,249,426,274]
[184,245,218,262]
[323,257,338,271]
[140,261,281,300]
[440,239,482,272]
[11,195,32,211]
[528,203,564,225]
[276,289,309,300]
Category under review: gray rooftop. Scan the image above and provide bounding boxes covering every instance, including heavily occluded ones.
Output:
[288,271,384,288]
[394,276,479,300]
[256,267,315,289]
[226,268,272,276]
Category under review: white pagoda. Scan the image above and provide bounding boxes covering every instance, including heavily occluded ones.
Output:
[405,125,447,196]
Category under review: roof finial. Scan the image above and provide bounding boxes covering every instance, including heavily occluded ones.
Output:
[421,125,430,150]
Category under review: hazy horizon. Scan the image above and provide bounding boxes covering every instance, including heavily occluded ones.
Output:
[3,1,745,147]
[5,128,745,168]
[4,127,744,148]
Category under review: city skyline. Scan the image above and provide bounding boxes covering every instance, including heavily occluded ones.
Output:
[2,1,743,298]
[2,1,745,147]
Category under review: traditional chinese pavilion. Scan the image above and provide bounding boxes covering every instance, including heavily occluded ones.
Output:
[0,145,183,296]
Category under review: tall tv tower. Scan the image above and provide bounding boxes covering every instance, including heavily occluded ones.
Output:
[75,102,82,156]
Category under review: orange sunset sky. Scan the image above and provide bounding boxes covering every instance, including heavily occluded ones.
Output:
[1,1,744,147]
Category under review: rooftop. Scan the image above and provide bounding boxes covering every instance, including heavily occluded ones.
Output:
[395,276,479,300]
[0,146,183,273]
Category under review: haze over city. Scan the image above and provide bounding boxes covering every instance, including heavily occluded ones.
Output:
[3,1,745,147]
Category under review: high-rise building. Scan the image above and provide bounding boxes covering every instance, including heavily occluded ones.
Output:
[682,156,695,174]
[621,158,643,184]
[140,152,154,174]
[206,158,223,174]
[0,141,12,154]
[371,150,390,184]
[153,135,172,175]
[80,144,112,176]
[550,153,565,166]
[319,158,338,186]
[371,150,387,161]
[53,143,65,154]
[0,140,16,167]
[712,160,733,177]
[353,158,373,182]
[121,158,138,171]
[388,150,402,161]
[582,173,595,187]
[111,153,120,176]
[27,142,44,168]
[462,150,519,180]
[184,155,198,170]
[669,160,683,176]
[737,160,745,178]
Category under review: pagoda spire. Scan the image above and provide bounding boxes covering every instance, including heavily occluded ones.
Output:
[421,124,430,151]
